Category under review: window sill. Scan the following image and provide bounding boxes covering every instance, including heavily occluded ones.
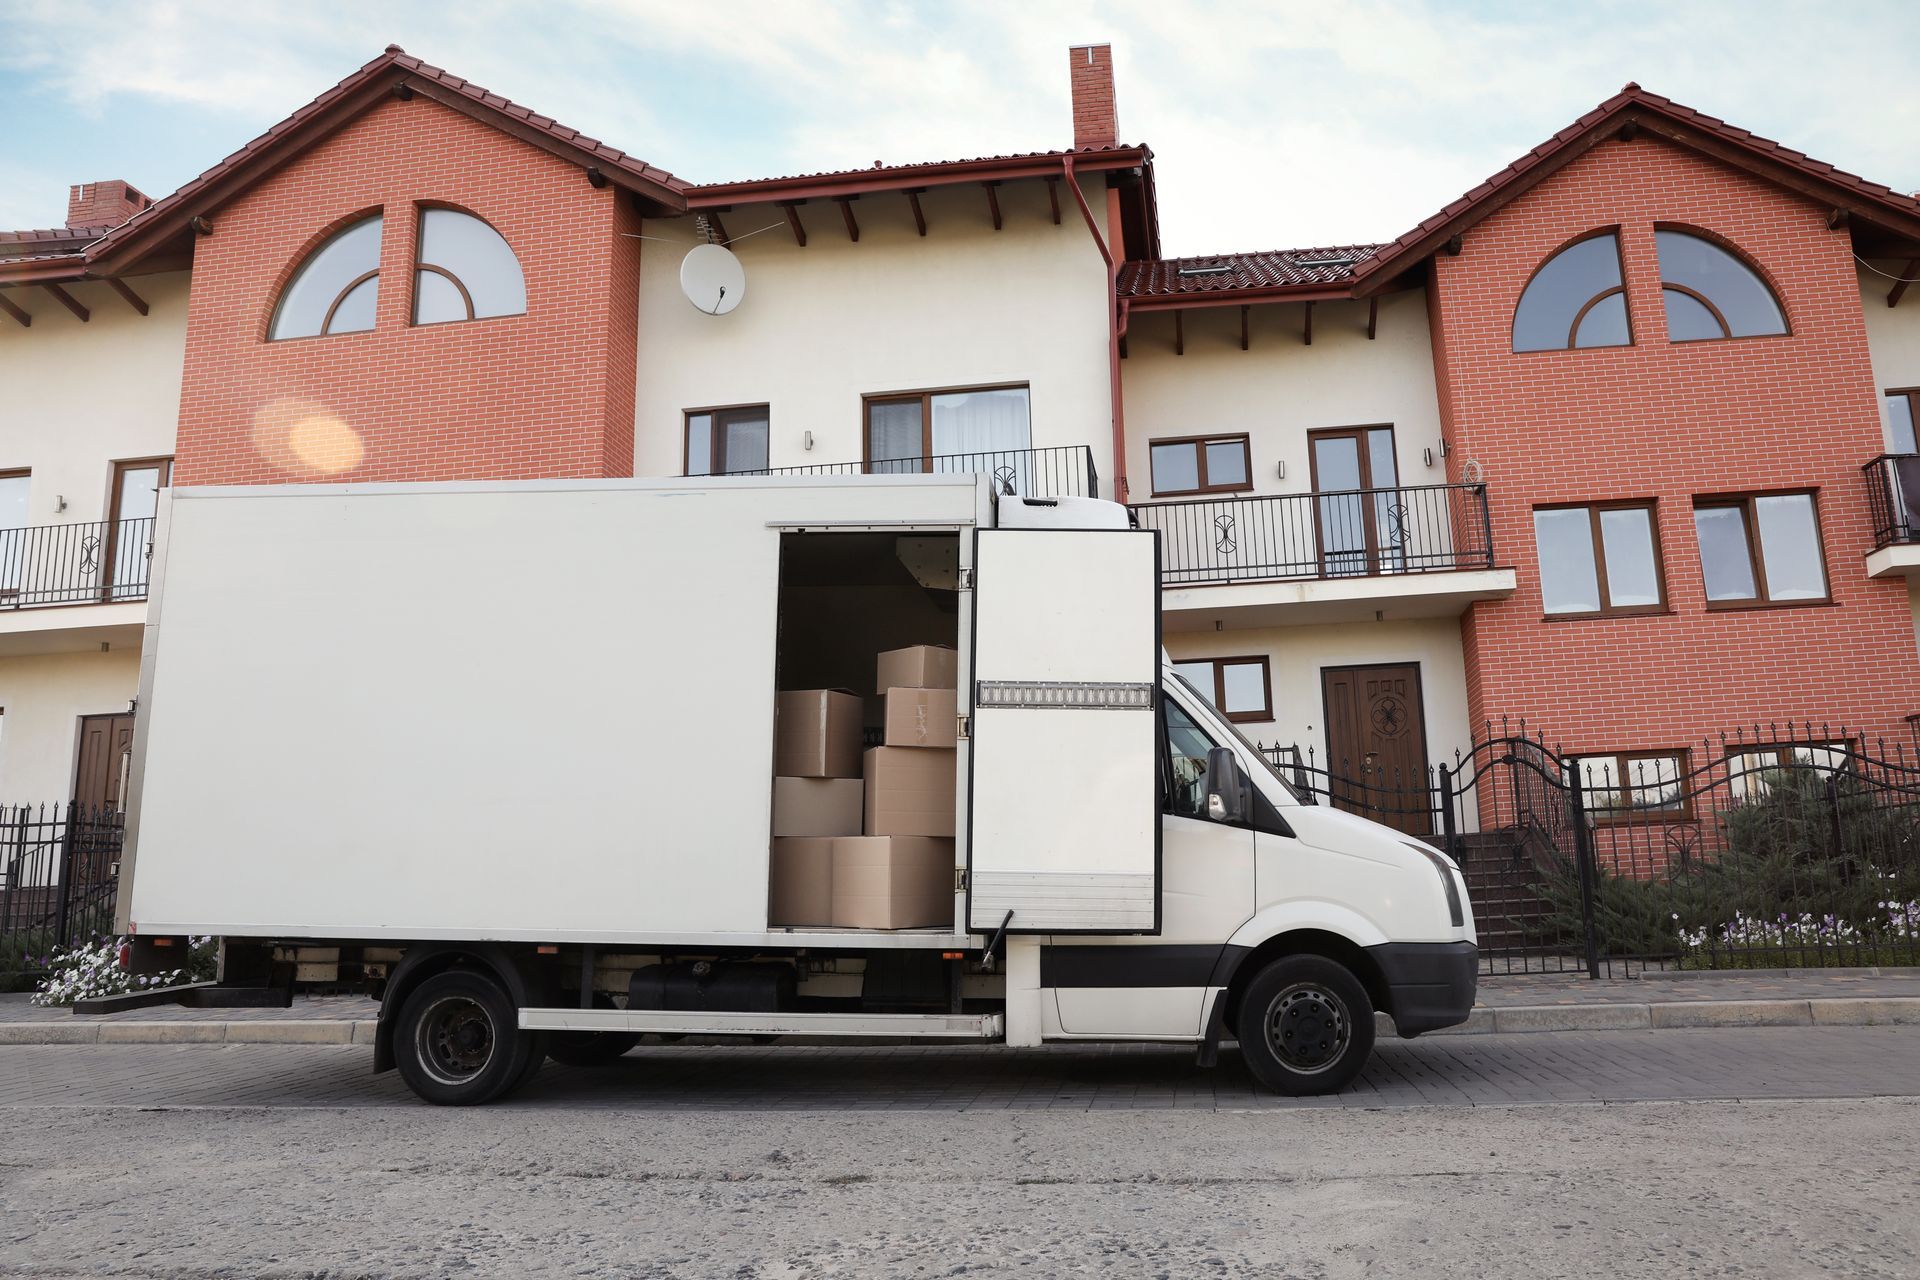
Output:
[1539,608,1676,622]
[1702,597,1837,613]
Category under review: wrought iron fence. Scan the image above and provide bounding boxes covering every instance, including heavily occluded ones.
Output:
[751,445,1099,499]
[0,517,155,608]
[1864,453,1920,548]
[1131,482,1492,586]
[1,803,123,980]
[1261,720,1920,976]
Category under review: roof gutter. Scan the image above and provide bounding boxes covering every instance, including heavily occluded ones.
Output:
[691,147,1148,208]
[1122,282,1356,312]
[1063,154,1130,504]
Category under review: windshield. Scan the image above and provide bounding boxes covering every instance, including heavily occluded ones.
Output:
[1166,670,1305,803]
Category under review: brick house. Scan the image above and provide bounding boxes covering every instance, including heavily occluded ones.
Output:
[2,45,1918,842]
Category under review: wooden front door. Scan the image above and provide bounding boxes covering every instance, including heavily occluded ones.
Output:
[1321,664,1431,835]
[73,713,135,811]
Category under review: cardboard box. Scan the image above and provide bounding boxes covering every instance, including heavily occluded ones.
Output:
[771,777,864,837]
[769,837,835,927]
[875,645,958,694]
[883,687,958,749]
[775,689,864,778]
[830,836,955,929]
[863,746,957,837]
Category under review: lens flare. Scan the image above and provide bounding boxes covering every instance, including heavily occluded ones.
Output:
[251,398,365,476]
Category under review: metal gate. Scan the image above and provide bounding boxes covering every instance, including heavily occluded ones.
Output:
[1265,721,1920,976]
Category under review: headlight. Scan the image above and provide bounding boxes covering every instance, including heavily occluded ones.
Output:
[1405,840,1464,928]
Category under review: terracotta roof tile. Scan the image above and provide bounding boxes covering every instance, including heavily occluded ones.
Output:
[1116,244,1384,299]
[694,144,1146,195]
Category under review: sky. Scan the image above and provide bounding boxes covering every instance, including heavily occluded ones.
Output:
[3,0,1917,256]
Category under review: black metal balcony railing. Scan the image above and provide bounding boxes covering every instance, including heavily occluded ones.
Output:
[0,517,154,610]
[1865,454,1920,549]
[1129,483,1494,587]
[750,444,1099,500]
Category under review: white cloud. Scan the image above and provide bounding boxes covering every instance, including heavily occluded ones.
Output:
[3,0,1915,253]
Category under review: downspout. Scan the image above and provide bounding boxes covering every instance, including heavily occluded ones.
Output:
[1063,155,1129,502]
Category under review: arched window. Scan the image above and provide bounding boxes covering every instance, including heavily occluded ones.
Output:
[1512,231,1631,353]
[268,215,382,340]
[1656,230,1787,341]
[413,209,526,325]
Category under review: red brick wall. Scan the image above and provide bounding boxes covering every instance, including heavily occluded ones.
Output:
[1431,134,1920,758]
[174,95,639,486]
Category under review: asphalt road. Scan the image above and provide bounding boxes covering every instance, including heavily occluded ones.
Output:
[2,1029,1918,1278]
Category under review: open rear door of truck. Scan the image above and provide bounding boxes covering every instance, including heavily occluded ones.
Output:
[967,526,1161,934]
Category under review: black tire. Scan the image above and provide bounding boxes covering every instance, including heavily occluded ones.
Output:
[392,969,529,1106]
[1235,954,1375,1096]
[546,995,640,1067]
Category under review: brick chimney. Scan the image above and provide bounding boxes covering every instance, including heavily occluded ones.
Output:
[67,180,151,229]
[1068,44,1118,149]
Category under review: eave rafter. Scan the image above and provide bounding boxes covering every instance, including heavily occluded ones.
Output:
[0,290,30,328]
[42,282,88,322]
[780,202,806,247]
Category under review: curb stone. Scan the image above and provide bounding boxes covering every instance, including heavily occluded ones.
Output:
[2,997,1917,1044]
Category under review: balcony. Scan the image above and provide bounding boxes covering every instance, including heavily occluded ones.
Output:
[1865,454,1920,578]
[1128,483,1516,628]
[758,444,1099,499]
[0,517,153,656]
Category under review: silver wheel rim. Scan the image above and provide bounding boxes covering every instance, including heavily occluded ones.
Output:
[414,993,497,1087]
[1264,981,1351,1075]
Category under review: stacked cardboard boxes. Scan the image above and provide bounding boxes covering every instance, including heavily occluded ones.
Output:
[770,690,864,928]
[768,646,961,930]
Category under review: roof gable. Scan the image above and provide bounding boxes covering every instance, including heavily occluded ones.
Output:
[1350,84,1920,295]
[78,46,687,279]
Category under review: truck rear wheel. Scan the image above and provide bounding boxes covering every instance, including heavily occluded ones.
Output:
[393,970,533,1106]
[1235,954,1374,1096]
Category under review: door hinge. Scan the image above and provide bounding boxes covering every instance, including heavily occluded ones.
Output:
[955,714,971,741]
[957,567,974,590]
[953,867,969,892]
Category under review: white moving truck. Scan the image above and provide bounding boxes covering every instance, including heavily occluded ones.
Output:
[108,474,1476,1103]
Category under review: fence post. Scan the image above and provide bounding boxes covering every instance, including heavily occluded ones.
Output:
[52,805,76,950]
[1568,780,1602,979]
[1437,763,1457,860]
[1824,775,1844,856]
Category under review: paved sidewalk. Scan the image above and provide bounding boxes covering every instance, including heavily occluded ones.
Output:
[3,967,1919,1043]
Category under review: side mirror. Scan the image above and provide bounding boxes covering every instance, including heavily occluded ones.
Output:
[1205,747,1249,824]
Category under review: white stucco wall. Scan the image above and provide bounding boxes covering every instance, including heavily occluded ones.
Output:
[0,269,187,801]
[1857,266,1920,653]
[0,270,189,527]
[633,180,1116,488]
[1164,616,1472,773]
[1120,289,1447,504]
[0,648,140,802]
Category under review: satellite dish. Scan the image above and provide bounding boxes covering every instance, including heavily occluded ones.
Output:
[680,243,745,316]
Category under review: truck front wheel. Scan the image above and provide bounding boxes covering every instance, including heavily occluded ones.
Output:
[393,970,534,1106]
[1235,954,1375,1096]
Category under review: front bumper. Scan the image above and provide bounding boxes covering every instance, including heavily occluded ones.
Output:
[1366,940,1478,1036]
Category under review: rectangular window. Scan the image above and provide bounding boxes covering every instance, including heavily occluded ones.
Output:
[1532,501,1666,616]
[1171,656,1272,722]
[1310,425,1403,575]
[106,458,170,599]
[0,469,27,598]
[1728,741,1853,800]
[1148,434,1252,497]
[685,406,770,476]
[1570,750,1690,820]
[1886,389,1920,454]
[1692,492,1828,606]
[865,386,1032,473]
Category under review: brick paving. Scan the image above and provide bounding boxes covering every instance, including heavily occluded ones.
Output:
[2,1025,1917,1111]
